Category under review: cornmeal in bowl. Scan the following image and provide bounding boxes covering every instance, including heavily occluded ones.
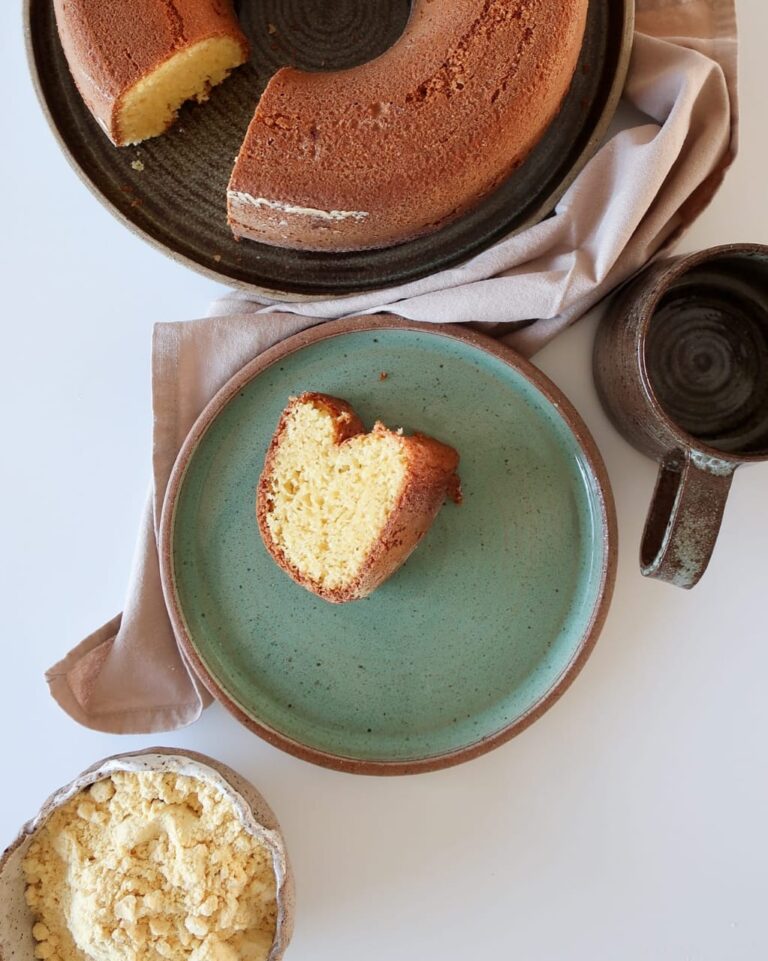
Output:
[23,771,275,961]
[0,752,292,961]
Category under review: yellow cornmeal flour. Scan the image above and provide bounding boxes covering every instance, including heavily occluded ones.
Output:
[22,771,277,961]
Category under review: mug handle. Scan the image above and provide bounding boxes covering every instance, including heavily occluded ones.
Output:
[640,451,736,589]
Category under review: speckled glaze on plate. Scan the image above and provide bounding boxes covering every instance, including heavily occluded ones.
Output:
[160,319,616,774]
[25,0,633,298]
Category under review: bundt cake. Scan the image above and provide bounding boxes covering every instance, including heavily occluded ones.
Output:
[257,394,461,604]
[53,0,249,146]
[53,0,588,248]
[227,0,589,250]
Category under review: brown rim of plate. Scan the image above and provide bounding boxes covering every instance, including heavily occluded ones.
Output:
[23,0,635,301]
[158,317,618,775]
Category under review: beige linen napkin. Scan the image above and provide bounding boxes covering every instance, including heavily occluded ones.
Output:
[48,0,738,733]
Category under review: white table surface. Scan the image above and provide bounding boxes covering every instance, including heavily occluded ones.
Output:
[2,2,767,958]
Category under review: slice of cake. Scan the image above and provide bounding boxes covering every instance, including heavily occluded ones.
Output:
[53,0,249,146]
[257,394,461,603]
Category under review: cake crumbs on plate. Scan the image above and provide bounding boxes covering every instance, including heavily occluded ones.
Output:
[379,372,389,381]
[130,159,145,172]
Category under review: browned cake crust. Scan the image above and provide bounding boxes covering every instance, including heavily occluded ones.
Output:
[257,393,461,604]
[228,0,589,251]
[53,0,249,145]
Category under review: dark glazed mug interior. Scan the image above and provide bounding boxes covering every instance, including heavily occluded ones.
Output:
[644,250,768,458]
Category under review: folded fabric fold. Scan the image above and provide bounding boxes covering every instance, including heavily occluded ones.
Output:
[47,0,738,734]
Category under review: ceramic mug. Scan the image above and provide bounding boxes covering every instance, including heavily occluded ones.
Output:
[594,243,768,589]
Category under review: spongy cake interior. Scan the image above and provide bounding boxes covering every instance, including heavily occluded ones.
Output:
[264,401,408,590]
[117,36,247,145]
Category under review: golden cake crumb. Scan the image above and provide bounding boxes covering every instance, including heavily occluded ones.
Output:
[23,771,277,961]
[263,398,408,591]
[257,393,461,602]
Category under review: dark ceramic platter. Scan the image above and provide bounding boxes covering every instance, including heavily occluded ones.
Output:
[26,0,633,297]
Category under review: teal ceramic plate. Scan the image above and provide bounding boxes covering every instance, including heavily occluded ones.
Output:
[160,319,617,773]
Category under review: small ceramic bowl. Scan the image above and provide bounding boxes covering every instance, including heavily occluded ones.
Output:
[0,748,294,961]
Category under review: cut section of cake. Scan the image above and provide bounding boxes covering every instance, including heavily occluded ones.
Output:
[53,0,249,146]
[53,0,588,248]
[227,0,589,251]
[257,394,461,604]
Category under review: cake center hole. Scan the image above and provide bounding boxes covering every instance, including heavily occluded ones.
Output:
[237,0,413,73]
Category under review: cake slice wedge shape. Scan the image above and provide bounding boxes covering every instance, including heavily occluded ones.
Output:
[257,393,461,604]
[53,0,249,145]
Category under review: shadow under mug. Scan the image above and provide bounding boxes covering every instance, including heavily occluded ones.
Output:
[594,243,768,589]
